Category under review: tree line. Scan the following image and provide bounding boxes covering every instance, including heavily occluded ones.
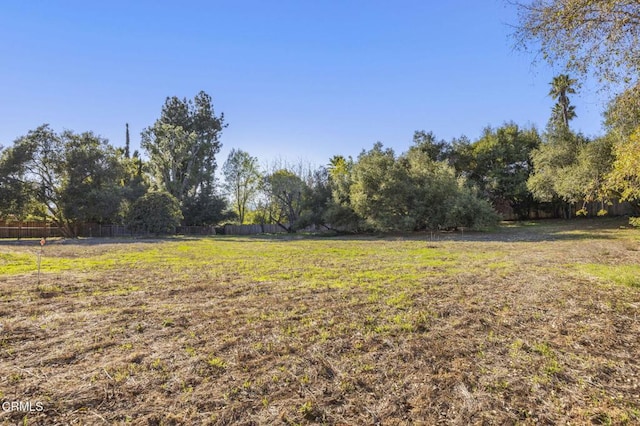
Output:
[1,0,639,235]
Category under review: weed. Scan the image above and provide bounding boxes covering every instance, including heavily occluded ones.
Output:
[298,401,314,418]
[207,357,226,370]
[150,358,164,371]
[9,373,23,384]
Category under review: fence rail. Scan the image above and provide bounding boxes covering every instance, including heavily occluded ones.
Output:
[0,222,217,239]
[0,221,325,238]
[497,200,633,221]
[0,224,63,239]
[223,224,287,235]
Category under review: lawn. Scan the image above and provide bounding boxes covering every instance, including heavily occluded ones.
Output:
[1,219,639,425]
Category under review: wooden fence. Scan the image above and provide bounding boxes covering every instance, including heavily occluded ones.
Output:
[0,221,308,238]
[498,200,633,221]
[0,222,63,239]
[0,222,216,239]
[223,224,287,235]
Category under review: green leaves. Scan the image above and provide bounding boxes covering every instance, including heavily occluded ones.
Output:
[347,142,499,232]
[548,74,578,127]
[141,91,226,225]
[1,125,126,235]
[127,191,183,235]
[263,169,307,232]
[515,0,640,86]
[607,129,640,213]
[222,149,261,224]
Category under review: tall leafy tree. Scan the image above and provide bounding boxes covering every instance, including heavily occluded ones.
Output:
[59,131,125,226]
[0,143,38,220]
[411,131,448,162]
[445,135,474,178]
[222,149,261,224]
[141,91,226,224]
[324,155,360,231]
[298,166,332,230]
[468,124,541,218]
[261,169,307,232]
[119,150,148,208]
[349,142,498,232]
[349,143,398,230]
[1,125,124,236]
[607,129,640,216]
[567,137,615,215]
[527,125,591,217]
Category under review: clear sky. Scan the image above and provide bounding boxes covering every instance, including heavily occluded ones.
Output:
[0,0,608,170]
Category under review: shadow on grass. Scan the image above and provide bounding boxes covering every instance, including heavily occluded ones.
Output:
[216,217,632,243]
[0,218,632,246]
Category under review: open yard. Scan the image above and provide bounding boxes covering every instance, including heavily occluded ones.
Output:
[1,219,639,425]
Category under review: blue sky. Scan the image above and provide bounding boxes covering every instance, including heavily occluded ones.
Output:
[0,1,608,170]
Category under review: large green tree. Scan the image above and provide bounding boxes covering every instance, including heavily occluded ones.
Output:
[0,143,38,220]
[466,123,541,219]
[349,142,498,232]
[141,91,226,225]
[58,130,125,226]
[607,129,640,216]
[222,149,261,224]
[1,125,124,236]
[411,131,448,162]
[261,169,307,232]
[526,125,613,217]
[349,143,398,231]
[324,155,360,232]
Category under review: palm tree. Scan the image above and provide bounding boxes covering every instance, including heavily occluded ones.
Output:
[549,74,578,127]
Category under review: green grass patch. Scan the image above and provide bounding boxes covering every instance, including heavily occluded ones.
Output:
[578,263,640,288]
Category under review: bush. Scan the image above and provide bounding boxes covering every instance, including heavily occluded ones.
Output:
[444,187,501,230]
[127,191,183,235]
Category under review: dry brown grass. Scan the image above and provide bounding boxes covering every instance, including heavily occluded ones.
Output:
[1,218,639,425]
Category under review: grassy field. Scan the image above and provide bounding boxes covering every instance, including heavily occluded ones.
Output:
[1,218,639,425]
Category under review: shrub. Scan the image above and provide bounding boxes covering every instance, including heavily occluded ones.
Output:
[127,191,183,235]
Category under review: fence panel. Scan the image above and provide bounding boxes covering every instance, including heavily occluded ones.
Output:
[177,226,216,236]
[223,224,288,235]
[0,222,62,239]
